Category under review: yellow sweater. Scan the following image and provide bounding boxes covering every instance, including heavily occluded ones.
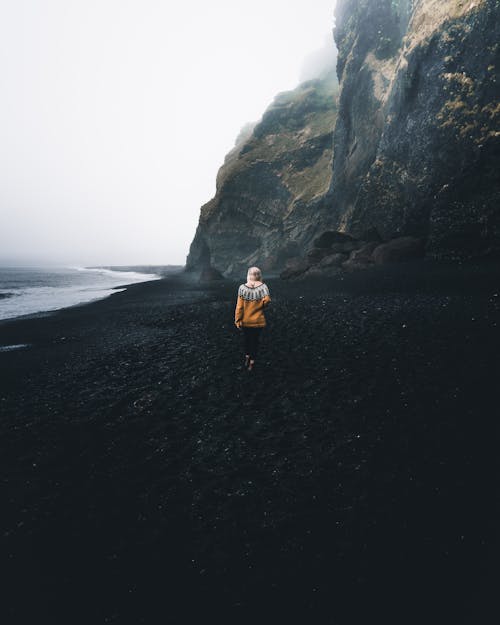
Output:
[234,283,271,328]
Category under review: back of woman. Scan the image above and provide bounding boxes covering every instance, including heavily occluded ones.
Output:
[234,266,271,371]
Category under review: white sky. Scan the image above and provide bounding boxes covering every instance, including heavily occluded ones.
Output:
[0,0,336,267]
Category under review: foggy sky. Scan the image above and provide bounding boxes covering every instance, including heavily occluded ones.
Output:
[0,1,336,267]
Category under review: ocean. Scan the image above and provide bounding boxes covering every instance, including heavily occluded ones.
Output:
[0,266,162,322]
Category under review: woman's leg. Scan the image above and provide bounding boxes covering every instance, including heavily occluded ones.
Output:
[242,328,251,364]
[252,328,262,360]
[247,328,262,370]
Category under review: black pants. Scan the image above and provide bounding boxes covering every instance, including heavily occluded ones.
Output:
[242,326,263,360]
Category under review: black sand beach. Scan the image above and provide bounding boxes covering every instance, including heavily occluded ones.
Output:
[1,262,497,624]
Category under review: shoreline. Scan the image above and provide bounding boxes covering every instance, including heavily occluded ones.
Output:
[0,265,174,326]
[0,272,212,353]
[1,256,498,332]
[0,282,133,328]
[1,259,497,622]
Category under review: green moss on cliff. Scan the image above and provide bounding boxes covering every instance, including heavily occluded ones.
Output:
[437,68,500,144]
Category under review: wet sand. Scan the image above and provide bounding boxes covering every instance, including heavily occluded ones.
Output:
[0,262,497,623]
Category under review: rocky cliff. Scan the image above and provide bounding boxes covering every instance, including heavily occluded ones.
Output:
[327,0,500,258]
[186,0,500,281]
[185,69,339,279]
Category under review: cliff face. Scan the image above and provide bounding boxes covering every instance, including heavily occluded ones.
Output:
[185,70,339,278]
[329,0,500,258]
[186,0,500,280]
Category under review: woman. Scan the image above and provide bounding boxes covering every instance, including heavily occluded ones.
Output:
[234,266,271,372]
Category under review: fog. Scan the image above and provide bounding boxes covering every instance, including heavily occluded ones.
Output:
[0,1,336,267]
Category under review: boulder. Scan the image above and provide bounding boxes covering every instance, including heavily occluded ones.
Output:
[349,241,379,262]
[359,227,383,243]
[318,253,346,268]
[279,256,310,279]
[306,247,332,263]
[298,265,341,279]
[342,259,372,272]
[260,254,278,271]
[330,240,360,254]
[373,237,425,264]
[276,241,301,267]
[199,266,225,282]
[313,230,355,248]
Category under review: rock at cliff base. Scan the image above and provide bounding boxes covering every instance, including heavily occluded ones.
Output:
[372,237,425,265]
[280,256,310,279]
[307,247,332,263]
[199,266,225,282]
[298,265,341,279]
[313,231,355,248]
[342,259,373,272]
[330,240,360,254]
[349,241,379,262]
[318,253,346,268]
[359,228,383,243]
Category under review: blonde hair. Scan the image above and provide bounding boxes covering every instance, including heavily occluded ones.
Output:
[246,266,262,282]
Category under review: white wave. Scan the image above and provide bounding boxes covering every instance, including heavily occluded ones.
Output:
[0,264,164,321]
[0,285,131,321]
[0,343,30,352]
[71,266,161,283]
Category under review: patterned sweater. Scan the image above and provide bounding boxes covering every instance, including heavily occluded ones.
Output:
[234,283,271,328]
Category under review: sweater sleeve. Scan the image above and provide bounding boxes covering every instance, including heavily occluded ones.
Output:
[235,294,244,325]
[262,285,271,307]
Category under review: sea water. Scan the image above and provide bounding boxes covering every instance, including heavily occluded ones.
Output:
[0,266,161,321]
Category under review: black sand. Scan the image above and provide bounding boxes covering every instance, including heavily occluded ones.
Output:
[1,262,498,623]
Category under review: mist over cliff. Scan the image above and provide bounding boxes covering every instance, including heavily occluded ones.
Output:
[186,0,500,279]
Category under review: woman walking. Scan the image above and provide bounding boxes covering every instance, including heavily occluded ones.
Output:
[234,266,271,371]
